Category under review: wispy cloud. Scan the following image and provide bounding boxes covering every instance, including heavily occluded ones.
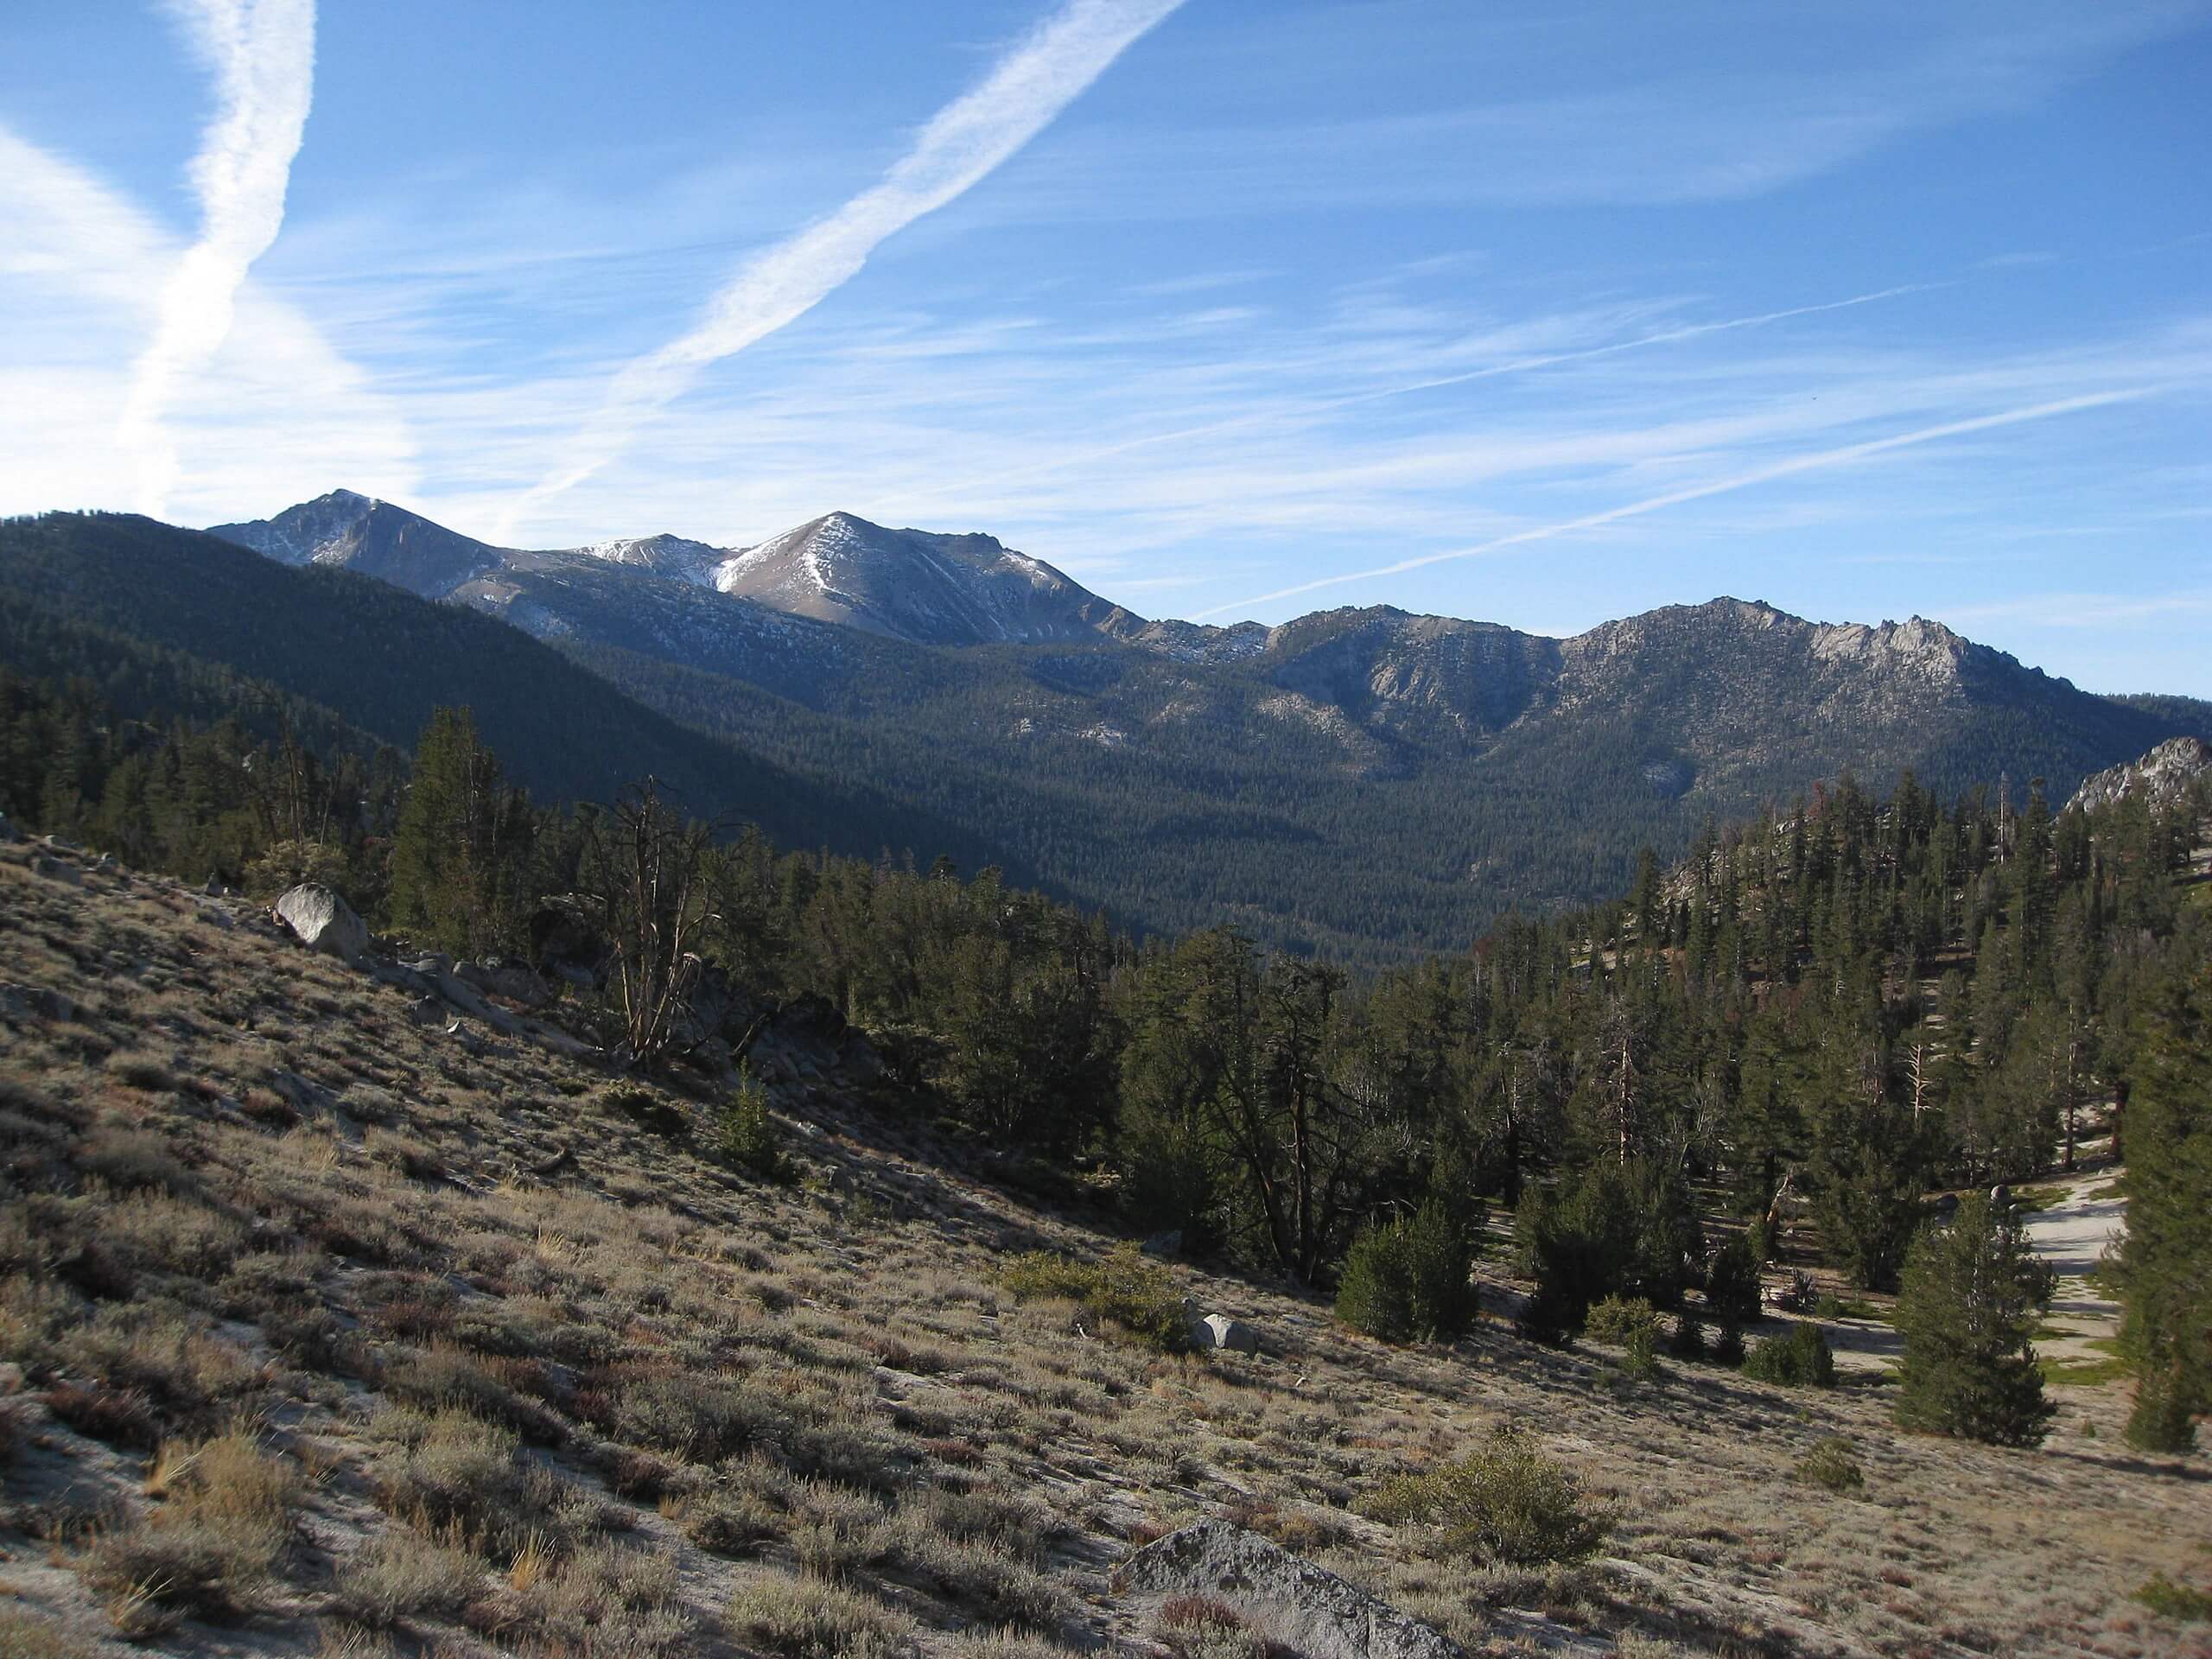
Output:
[496,0,1185,542]
[0,120,412,521]
[1943,587,2212,629]
[117,0,316,516]
[950,282,1946,496]
[1195,390,2157,619]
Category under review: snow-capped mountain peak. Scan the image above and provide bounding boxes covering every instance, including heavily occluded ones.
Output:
[710,511,1120,645]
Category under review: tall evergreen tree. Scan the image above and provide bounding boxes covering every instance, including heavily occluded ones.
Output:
[2115,963,2212,1452]
[1893,1192,2056,1446]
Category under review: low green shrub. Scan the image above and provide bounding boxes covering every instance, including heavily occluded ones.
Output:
[1001,1244,1187,1352]
[1358,1421,1609,1566]
[1618,1325,1662,1381]
[1336,1200,1478,1344]
[2134,1571,2212,1622]
[716,1067,791,1183]
[1793,1434,1865,1493]
[1583,1294,1660,1346]
[1742,1324,1836,1389]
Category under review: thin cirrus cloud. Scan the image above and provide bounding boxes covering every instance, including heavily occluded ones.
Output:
[116,0,317,518]
[494,0,1186,544]
[1196,389,2157,619]
[948,282,1948,497]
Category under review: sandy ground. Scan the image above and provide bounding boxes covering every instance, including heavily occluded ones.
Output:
[2021,1154,2128,1371]
[1793,1147,2129,1381]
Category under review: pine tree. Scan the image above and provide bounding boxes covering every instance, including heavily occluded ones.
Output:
[1893,1192,2056,1446]
[2115,965,2211,1452]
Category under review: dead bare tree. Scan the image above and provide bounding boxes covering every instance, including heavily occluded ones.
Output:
[582,779,718,1070]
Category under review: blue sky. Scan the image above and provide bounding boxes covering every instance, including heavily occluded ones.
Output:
[2,1,2208,692]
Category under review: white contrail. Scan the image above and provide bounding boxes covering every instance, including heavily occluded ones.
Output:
[957,282,1948,494]
[1193,389,2153,620]
[118,0,316,516]
[498,0,1184,543]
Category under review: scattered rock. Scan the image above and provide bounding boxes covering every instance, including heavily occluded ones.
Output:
[1118,1520,1466,1659]
[1183,1299,1260,1354]
[456,957,553,1008]
[274,883,369,966]
[40,834,77,854]
[406,995,446,1027]
[28,855,79,886]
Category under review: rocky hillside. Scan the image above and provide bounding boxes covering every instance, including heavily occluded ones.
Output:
[2066,735,2212,813]
[2,841,2206,1658]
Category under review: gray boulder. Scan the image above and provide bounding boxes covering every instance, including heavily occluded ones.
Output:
[275,883,368,966]
[1183,1298,1260,1354]
[1142,1230,1184,1260]
[1118,1521,1466,1659]
[456,957,553,1009]
[29,855,79,886]
[0,812,18,843]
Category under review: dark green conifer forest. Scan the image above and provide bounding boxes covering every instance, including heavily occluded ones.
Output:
[3,658,2207,1446]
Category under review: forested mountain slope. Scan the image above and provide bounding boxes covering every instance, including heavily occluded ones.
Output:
[0,512,1004,878]
[20,503,2211,959]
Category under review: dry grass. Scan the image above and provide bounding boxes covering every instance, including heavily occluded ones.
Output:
[0,845,2206,1658]
[77,1426,300,1635]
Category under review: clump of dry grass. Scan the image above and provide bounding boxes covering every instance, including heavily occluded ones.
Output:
[671,1484,786,1556]
[77,1426,300,1636]
[605,1367,786,1464]
[381,1340,568,1445]
[368,1405,588,1560]
[475,1540,696,1657]
[728,1572,919,1659]
[330,1523,486,1628]
[1154,1593,1270,1659]
[0,1609,105,1659]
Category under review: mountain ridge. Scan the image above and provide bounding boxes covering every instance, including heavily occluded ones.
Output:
[210,490,2096,698]
[24,495,2207,958]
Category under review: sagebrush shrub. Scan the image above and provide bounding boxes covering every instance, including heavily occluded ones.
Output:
[1001,1245,1187,1351]
[1358,1421,1609,1566]
[1794,1434,1865,1493]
